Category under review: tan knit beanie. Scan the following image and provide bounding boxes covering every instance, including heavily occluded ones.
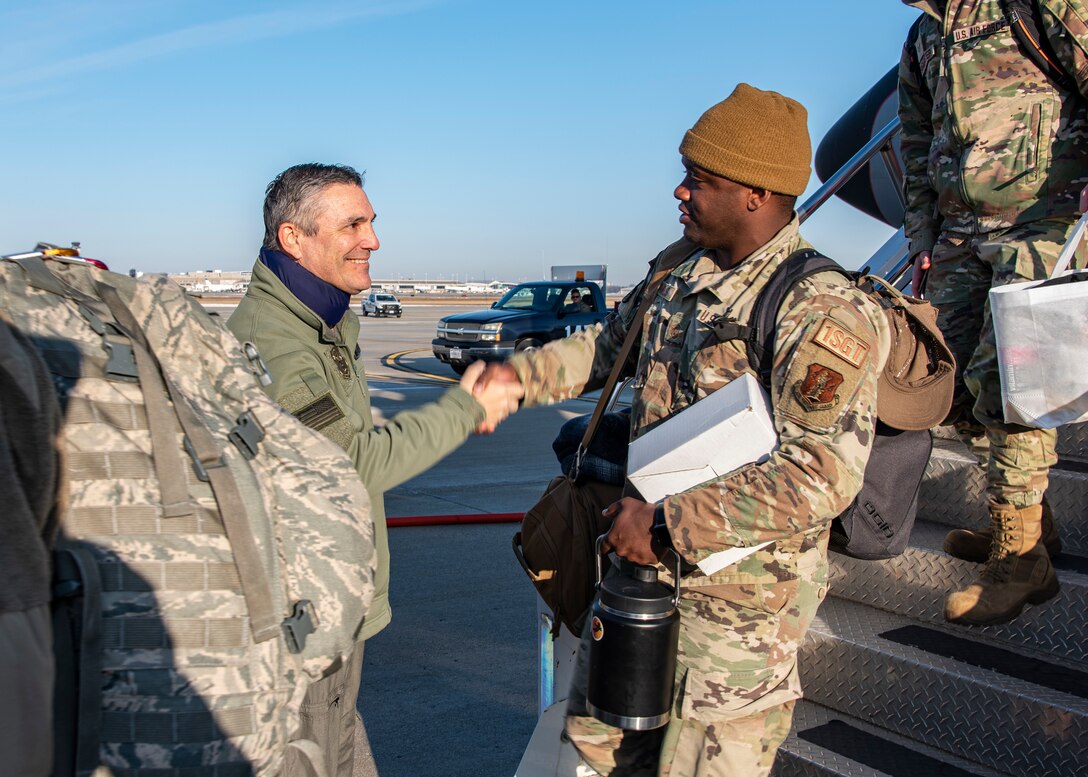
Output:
[679,83,811,196]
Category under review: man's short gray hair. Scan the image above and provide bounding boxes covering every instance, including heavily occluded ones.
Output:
[263,163,364,251]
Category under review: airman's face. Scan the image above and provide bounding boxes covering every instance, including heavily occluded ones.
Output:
[674,159,750,251]
[290,183,380,295]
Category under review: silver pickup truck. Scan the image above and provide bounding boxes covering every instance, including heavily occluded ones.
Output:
[361,292,403,318]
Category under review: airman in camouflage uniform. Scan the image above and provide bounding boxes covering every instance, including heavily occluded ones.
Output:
[898,0,1088,624]
[485,84,890,776]
[228,164,520,776]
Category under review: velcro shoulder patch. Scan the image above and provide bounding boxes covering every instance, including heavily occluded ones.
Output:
[794,363,845,411]
[812,315,871,368]
[293,393,345,431]
[779,337,867,432]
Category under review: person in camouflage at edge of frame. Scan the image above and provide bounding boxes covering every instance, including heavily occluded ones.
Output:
[898,0,1088,625]
[476,85,890,776]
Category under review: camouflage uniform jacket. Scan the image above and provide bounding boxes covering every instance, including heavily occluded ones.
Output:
[511,218,890,612]
[229,259,485,640]
[898,0,1088,257]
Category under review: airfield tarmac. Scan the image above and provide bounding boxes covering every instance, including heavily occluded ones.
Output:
[204,300,604,777]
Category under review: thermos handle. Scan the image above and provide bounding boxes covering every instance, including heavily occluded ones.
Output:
[594,533,684,606]
[595,533,608,590]
[667,547,681,607]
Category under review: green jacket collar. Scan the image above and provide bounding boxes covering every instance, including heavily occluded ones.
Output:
[248,259,359,348]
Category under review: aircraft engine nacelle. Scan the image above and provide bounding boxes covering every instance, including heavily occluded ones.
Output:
[814,66,903,229]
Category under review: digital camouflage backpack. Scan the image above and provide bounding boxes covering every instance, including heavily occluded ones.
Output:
[0,255,376,776]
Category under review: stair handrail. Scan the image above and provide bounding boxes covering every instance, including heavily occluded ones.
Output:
[798,116,903,224]
[796,116,911,286]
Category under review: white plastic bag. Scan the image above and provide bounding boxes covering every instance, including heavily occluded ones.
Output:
[991,212,1088,428]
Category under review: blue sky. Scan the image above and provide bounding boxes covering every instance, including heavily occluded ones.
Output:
[1,1,919,285]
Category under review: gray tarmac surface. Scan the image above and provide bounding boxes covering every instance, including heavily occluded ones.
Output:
[207,300,599,776]
[358,305,597,777]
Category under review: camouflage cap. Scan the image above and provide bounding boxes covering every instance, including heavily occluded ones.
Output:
[878,286,955,431]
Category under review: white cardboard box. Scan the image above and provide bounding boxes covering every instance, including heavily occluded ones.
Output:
[627,372,778,504]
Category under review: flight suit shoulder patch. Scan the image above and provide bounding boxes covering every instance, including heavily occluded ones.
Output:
[794,363,844,412]
[292,392,345,432]
[811,315,871,368]
[778,326,867,432]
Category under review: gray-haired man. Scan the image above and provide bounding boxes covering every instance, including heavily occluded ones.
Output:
[229,163,519,775]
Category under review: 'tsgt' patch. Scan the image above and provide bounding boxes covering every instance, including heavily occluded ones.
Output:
[812,316,870,368]
[793,363,844,412]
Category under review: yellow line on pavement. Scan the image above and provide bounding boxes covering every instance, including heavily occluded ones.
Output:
[381,348,458,383]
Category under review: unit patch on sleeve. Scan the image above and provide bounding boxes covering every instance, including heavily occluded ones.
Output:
[812,316,870,368]
[793,363,844,412]
[778,312,873,431]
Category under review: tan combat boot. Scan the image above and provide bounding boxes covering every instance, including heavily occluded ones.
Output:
[945,502,1061,626]
[944,496,1061,563]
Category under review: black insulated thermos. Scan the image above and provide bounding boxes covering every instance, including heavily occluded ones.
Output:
[586,540,681,731]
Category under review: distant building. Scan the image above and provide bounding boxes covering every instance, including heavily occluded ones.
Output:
[169,270,252,293]
[166,271,524,296]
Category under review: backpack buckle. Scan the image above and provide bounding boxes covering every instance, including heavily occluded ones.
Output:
[101,339,139,381]
[282,600,318,654]
[183,435,224,482]
[228,410,265,460]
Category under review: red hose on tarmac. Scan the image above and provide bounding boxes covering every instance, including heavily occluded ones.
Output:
[387,513,523,527]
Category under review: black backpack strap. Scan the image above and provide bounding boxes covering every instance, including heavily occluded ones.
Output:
[708,249,845,386]
[749,249,846,383]
[906,13,925,84]
[1000,0,1076,91]
[51,545,103,777]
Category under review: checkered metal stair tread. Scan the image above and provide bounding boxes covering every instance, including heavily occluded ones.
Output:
[933,422,1088,464]
[827,520,1088,663]
[773,700,1009,777]
[798,597,1088,777]
[918,444,1088,555]
[1058,422,1088,463]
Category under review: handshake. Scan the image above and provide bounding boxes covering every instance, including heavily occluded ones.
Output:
[459,361,526,434]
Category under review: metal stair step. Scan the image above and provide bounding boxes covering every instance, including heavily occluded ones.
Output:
[918,442,1088,556]
[773,699,1007,777]
[934,422,1088,464]
[798,597,1088,777]
[827,521,1088,664]
[1058,422,1088,463]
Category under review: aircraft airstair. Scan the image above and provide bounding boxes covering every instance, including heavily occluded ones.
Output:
[773,419,1088,776]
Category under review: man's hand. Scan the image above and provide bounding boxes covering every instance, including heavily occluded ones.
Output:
[911,250,931,298]
[460,361,523,434]
[475,362,522,394]
[472,362,525,433]
[1080,183,1088,212]
[601,497,658,565]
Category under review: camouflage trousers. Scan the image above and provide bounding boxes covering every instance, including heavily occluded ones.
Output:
[565,553,827,776]
[928,219,1080,507]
